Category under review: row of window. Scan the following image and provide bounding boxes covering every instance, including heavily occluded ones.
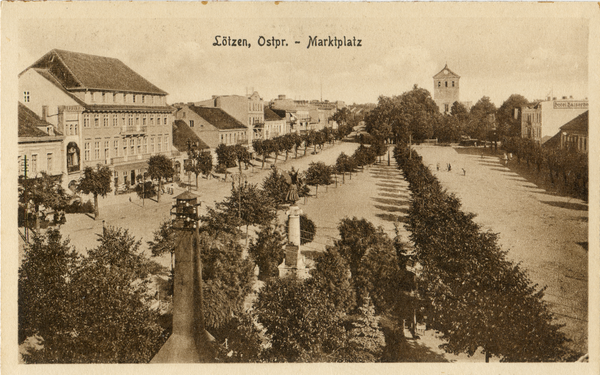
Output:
[83,135,169,162]
[523,112,541,123]
[89,92,165,105]
[220,131,247,145]
[83,113,169,128]
[249,116,263,126]
[18,153,53,176]
[437,81,456,88]
[248,102,264,112]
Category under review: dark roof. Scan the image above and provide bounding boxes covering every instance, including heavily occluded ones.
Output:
[271,108,288,118]
[542,132,561,149]
[172,120,209,152]
[264,108,284,121]
[175,191,200,200]
[560,111,588,133]
[25,49,167,95]
[433,64,460,79]
[187,106,247,130]
[18,103,63,138]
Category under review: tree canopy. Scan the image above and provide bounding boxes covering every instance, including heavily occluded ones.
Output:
[147,154,174,202]
[76,165,112,219]
[497,94,529,139]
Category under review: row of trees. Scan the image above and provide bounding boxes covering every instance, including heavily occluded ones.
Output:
[393,143,576,362]
[502,137,588,200]
[366,85,531,144]
[252,125,354,168]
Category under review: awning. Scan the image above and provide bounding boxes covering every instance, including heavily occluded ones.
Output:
[113,161,149,171]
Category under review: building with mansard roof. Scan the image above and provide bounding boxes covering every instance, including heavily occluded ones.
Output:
[19,49,176,190]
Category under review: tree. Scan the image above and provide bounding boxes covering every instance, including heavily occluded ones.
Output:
[148,154,174,203]
[76,165,112,220]
[497,94,529,139]
[467,96,497,141]
[232,144,252,172]
[278,135,294,161]
[199,231,255,329]
[21,227,167,363]
[216,183,277,238]
[261,168,292,208]
[185,148,203,189]
[291,133,303,158]
[450,101,469,123]
[19,172,70,230]
[19,229,79,345]
[255,277,345,362]
[215,143,237,170]
[330,107,352,127]
[248,224,287,281]
[197,150,213,178]
[304,161,333,198]
[434,114,462,143]
[336,152,356,183]
[308,247,356,313]
[303,131,315,156]
[341,295,385,362]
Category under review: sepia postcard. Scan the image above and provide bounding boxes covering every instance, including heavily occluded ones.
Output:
[2,2,598,375]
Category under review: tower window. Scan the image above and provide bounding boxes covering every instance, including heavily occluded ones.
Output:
[445,81,448,87]
[438,82,441,87]
[24,91,30,102]
[452,81,455,87]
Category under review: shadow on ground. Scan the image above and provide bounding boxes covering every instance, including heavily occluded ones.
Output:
[380,322,449,363]
[372,197,411,207]
[376,213,408,223]
[540,200,588,211]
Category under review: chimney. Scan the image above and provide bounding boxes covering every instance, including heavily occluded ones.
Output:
[42,106,48,121]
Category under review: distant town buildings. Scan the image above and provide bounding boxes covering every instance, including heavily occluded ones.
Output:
[19,49,176,190]
[15,49,356,191]
[521,96,588,143]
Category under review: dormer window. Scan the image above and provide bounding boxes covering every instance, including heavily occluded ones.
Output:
[133,95,136,103]
[102,93,106,102]
[142,95,145,104]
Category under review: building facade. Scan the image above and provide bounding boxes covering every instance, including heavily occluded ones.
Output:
[433,64,460,113]
[174,104,249,153]
[559,111,588,153]
[195,91,264,146]
[19,49,176,190]
[18,103,66,180]
[521,97,588,143]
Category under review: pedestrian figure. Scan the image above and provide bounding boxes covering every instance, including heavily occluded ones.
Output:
[462,168,466,176]
[448,163,452,172]
[129,197,132,203]
[436,163,440,171]
[502,153,508,166]
[481,152,484,159]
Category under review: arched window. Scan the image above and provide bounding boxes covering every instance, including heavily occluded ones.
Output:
[445,81,448,87]
[66,142,80,173]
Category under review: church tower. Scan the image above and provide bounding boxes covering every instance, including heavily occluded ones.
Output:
[433,64,460,113]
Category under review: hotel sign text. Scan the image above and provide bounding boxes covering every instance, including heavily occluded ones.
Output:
[553,101,588,109]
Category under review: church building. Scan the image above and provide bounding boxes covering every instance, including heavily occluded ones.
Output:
[433,64,461,113]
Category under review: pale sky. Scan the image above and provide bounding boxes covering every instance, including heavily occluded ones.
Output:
[15,3,590,107]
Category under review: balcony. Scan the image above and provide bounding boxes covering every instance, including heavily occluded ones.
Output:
[120,125,147,136]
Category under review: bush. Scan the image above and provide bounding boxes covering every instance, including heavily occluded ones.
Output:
[63,199,95,214]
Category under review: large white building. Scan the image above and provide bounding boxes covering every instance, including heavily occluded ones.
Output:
[19,49,176,190]
[521,96,588,143]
